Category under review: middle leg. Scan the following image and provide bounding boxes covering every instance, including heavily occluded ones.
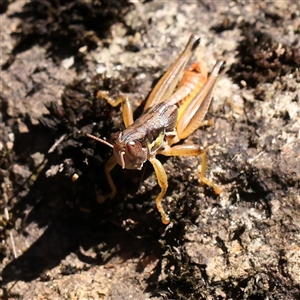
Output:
[97,91,134,128]
[148,157,170,225]
[159,144,222,194]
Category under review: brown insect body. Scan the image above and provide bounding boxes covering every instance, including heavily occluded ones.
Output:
[87,34,226,224]
[109,101,178,170]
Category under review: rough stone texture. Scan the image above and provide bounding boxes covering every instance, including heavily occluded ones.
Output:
[1,1,300,299]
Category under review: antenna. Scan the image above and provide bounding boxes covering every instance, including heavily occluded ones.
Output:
[86,133,114,148]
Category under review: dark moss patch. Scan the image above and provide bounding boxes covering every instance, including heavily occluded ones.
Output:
[228,22,300,89]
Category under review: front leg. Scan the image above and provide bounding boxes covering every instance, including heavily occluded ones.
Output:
[159,144,221,194]
[149,157,170,225]
[97,91,134,128]
[97,155,118,203]
[95,91,134,202]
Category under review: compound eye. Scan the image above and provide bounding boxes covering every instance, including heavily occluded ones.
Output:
[126,141,142,157]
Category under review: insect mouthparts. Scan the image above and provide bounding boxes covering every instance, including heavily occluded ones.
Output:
[120,151,126,169]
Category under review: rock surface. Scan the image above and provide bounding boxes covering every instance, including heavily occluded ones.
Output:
[1,1,299,299]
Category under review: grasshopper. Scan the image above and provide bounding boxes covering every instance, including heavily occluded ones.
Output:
[87,34,226,224]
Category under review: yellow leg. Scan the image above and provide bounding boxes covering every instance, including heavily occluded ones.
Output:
[96,91,135,201]
[166,119,214,146]
[176,60,226,140]
[97,155,118,203]
[159,144,221,194]
[198,150,222,194]
[97,91,134,127]
[149,157,170,225]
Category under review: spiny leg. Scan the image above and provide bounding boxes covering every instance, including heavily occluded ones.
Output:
[96,155,118,203]
[167,119,214,146]
[198,149,222,194]
[149,157,170,225]
[176,60,226,140]
[159,144,221,194]
[97,91,134,128]
[96,91,135,201]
